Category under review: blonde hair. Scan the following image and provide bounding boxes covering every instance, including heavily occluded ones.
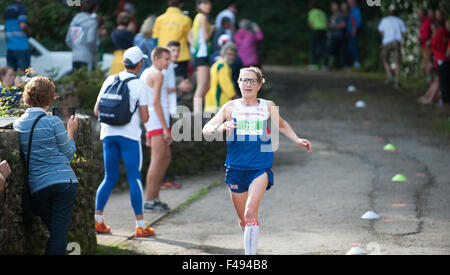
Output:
[151,46,171,62]
[239,67,266,84]
[140,15,156,39]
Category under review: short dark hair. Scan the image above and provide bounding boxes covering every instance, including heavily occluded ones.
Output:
[168,0,183,7]
[81,0,97,13]
[124,59,141,70]
[117,12,131,26]
[167,41,181,48]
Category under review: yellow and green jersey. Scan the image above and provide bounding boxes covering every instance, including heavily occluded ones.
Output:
[191,13,212,58]
[204,57,236,113]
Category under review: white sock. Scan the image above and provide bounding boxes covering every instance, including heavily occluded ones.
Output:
[244,221,260,255]
[95,214,103,224]
[136,220,146,229]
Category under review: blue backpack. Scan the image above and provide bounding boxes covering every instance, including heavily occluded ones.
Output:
[98,75,139,126]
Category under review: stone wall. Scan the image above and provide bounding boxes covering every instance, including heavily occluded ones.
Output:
[0,115,97,255]
[0,111,228,254]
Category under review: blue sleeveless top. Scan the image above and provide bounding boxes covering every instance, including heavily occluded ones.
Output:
[225,99,273,170]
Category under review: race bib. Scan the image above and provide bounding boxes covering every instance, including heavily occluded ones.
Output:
[236,118,264,135]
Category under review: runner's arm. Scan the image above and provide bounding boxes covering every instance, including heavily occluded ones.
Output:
[268,101,312,152]
[148,71,168,130]
[203,101,235,135]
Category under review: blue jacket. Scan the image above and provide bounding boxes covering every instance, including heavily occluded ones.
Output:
[4,1,29,51]
[347,6,362,33]
[13,108,78,194]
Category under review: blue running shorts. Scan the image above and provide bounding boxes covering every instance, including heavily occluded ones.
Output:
[225,168,274,194]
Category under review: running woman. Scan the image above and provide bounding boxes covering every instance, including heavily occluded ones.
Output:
[189,0,215,114]
[203,67,312,255]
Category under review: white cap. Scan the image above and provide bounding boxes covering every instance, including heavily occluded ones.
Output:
[218,34,232,47]
[123,46,148,66]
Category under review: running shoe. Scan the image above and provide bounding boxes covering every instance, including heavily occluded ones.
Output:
[95,221,111,234]
[161,180,182,190]
[144,199,171,213]
[134,222,155,238]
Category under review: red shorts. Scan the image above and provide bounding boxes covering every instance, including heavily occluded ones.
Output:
[146,128,171,147]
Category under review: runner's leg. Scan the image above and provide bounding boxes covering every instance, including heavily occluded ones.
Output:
[244,172,269,255]
[229,190,248,232]
[146,134,169,202]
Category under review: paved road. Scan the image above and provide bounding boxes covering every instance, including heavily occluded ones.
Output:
[98,67,450,255]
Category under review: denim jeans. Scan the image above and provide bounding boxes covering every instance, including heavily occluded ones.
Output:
[7,49,31,72]
[348,32,360,64]
[31,182,77,255]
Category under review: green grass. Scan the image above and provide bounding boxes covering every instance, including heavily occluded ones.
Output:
[170,180,222,215]
[95,244,142,255]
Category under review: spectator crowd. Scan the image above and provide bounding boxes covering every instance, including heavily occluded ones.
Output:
[0,0,449,255]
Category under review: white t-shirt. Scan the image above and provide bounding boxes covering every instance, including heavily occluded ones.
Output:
[98,71,148,141]
[377,16,407,46]
[164,62,177,115]
[140,66,171,132]
[215,9,235,28]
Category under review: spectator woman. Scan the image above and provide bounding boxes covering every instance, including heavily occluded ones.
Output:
[234,19,264,68]
[0,66,22,107]
[13,76,79,255]
[109,12,135,75]
[417,20,449,105]
[134,15,157,75]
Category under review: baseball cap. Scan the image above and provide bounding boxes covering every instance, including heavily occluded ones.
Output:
[218,34,232,47]
[123,46,148,66]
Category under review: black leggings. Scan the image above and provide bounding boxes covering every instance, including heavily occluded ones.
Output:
[437,62,450,104]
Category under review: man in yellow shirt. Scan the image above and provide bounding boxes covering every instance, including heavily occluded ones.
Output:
[153,0,192,79]
[307,0,328,70]
[204,42,238,113]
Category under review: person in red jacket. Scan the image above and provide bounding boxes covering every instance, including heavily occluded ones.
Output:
[432,20,450,106]
[417,8,432,75]
[417,21,444,105]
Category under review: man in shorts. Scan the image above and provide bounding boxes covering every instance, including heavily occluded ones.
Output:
[378,6,407,89]
[141,47,173,212]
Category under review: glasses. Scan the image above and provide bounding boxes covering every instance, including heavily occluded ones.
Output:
[239,78,259,86]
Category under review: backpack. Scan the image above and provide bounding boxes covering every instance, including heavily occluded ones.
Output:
[98,75,139,126]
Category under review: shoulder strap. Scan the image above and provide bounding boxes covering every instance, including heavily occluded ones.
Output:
[124,76,140,113]
[26,113,46,170]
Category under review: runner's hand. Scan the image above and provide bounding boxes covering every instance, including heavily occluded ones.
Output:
[218,121,237,133]
[163,128,173,145]
[296,138,312,153]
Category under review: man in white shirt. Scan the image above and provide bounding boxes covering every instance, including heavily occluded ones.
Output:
[215,4,238,31]
[378,6,407,89]
[93,46,154,238]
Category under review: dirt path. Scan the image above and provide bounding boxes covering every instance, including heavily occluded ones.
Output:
[118,67,450,255]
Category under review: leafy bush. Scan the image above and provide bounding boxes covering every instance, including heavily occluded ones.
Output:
[54,67,108,111]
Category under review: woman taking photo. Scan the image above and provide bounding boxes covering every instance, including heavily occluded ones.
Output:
[203,67,312,255]
[13,76,79,255]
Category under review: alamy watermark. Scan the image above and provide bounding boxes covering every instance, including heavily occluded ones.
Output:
[366,0,381,7]
[67,242,81,255]
[171,105,280,153]
[66,0,81,7]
